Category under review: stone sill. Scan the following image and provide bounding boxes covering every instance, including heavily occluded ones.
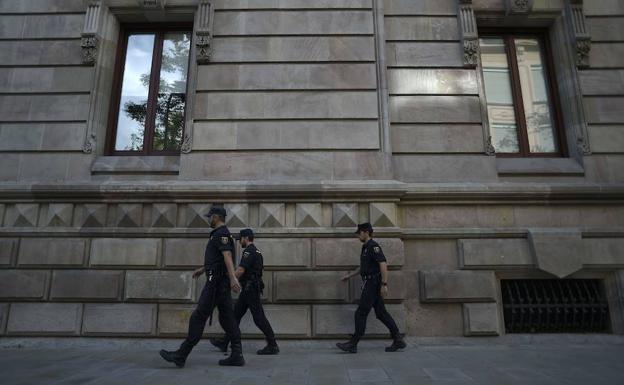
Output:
[91,156,180,175]
[496,158,584,176]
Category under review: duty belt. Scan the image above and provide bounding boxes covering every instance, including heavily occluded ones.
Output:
[361,273,381,280]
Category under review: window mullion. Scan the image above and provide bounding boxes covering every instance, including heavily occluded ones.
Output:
[506,36,530,157]
[144,30,164,155]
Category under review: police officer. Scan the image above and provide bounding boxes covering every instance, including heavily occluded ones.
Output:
[209,228,279,355]
[336,223,406,353]
[159,205,245,367]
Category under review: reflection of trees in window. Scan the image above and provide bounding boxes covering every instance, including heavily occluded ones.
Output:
[124,33,189,152]
[109,29,191,155]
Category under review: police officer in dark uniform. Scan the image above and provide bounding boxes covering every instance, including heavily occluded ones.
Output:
[336,223,406,353]
[159,205,245,367]
[209,228,279,355]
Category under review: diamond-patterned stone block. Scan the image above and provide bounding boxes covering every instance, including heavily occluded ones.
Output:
[225,203,248,227]
[5,204,38,227]
[44,204,73,227]
[369,202,397,227]
[296,203,322,227]
[115,204,142,227]
[332,203,358,227]
[76,204,107,228]
[186,204,211,228]
[259,203,285,228]
[151,204,176,228]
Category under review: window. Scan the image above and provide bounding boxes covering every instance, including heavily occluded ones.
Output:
[107,25,191,155]
[479,31,566,157]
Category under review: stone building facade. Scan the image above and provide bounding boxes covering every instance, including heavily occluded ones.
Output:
[0,0,623,339]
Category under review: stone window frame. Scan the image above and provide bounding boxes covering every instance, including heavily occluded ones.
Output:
[477,28,568,158]
[79,0,212,173]
[105,23,193,156]
[458,0,592,175]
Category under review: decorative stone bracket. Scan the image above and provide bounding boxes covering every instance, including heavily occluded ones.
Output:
[566,0,591,69]
[81,1,103,65]
[195,1,214,64]
[457,0,479,67]
[505,0,534,15]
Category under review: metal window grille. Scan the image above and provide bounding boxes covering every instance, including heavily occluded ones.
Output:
[501,279,610,333]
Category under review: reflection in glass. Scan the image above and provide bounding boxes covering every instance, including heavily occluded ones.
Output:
[153,32,190,151]
[115,34,155,151]
[479,37,519,153]
[514,38,557,153]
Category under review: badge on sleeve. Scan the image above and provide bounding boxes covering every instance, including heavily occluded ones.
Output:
[243,251,250,258]
[373,246,381,253]
[221,236,229,245]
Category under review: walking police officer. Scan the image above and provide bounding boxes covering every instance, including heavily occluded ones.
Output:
[336,223,406,353]
[209,228,279,355]
[160,205,245,367]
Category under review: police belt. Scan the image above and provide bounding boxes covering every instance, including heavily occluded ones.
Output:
[361,273,381,280]
[205,266,226,278]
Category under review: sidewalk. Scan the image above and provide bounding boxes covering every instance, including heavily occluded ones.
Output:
[1,337,623,385]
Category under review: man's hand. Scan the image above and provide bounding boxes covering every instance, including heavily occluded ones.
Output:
[380,284,388,298]
[192,267,204,279]
[230,276,241,293]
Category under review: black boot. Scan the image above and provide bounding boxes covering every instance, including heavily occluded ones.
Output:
[336,335,359,353]
[257,339,279,355]
[385,334,407,352]
[219,342,245,366]
[209,337,229,353]
[159,349,187,368]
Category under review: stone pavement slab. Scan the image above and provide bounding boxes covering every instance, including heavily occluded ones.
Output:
[0,337,623,385]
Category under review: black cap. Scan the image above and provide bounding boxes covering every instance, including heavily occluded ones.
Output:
[355,222,373,234]
[205,205,226,217]
[239,228,254,238]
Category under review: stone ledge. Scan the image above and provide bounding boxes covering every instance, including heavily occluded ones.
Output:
[90,156,180,175]
[496,158,584,176]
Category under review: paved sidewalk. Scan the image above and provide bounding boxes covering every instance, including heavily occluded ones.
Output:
[1,338,623,385]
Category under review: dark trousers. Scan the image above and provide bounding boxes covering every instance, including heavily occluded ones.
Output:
[354,276,400,340]
[179,277,242,356]
[223,281,276,344]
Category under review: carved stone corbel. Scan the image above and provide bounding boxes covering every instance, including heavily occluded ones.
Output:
[196,1,214,64]
[505,0,534,15]
[457,1,479,67]
[485,135,496,156]
[566,0,591,68]
[81,1,103,65]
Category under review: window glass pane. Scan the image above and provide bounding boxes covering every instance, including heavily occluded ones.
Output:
[479,37,520,153]
[514,38,557,153]
[153,32,191,151]
[115,33,155,151]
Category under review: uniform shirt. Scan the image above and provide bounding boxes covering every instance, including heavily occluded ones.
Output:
[360,239,387,276]
[238,243,263,284]
[204,225,235,270]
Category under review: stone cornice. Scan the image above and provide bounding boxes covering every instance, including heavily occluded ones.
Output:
[0,182,624,203]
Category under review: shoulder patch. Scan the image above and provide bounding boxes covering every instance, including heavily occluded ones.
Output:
[373,246,381,253]
[243,251,250,258]
[221,236,229,245]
